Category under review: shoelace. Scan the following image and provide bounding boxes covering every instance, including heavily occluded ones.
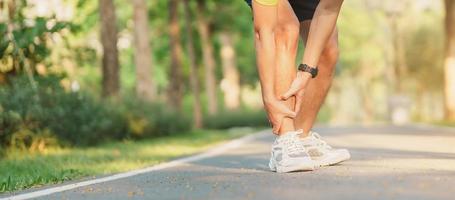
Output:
[281,132,306,155]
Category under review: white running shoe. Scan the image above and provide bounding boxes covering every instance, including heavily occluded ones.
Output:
[269,131,315,173]
[299,131,351,167]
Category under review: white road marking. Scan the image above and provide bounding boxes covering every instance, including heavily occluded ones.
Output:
[1,130,269,200]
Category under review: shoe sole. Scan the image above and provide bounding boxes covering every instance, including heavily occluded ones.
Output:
[314,152,351,167]
[270,158,315,173]
[276,163,314,173]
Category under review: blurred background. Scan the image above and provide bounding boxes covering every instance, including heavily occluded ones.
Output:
[0,0,454,151]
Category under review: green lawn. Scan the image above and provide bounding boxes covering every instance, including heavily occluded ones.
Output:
[1,128,261,193]
[435,121,455,127]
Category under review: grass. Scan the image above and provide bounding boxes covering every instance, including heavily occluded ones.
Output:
[0,127,262,193]
[434,120,455,127]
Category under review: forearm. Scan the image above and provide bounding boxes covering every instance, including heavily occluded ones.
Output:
[301,0,343,67]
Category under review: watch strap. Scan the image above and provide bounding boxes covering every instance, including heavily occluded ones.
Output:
[298,64,318,78]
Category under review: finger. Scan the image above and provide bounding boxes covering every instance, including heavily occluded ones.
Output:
[272,119,281,134]
[281,86,300,100]
[273,116,285,134]
[268,119,279,135]
[294,95,303,113]
[277,101,297,118]
[284,108,297,118]
[266,112,278,134]
[294,90,305,113]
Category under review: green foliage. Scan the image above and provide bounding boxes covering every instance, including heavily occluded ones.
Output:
[0,0,70,75]
[338,0,385,74]
[0,75,191,151]
[204,109,268,129]
[404,10,444,90]
[0,75,127,148]
[119,98,191,139]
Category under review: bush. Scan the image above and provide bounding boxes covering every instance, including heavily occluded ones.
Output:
[0,75,128,148]
[119,98,191,139]
[0,75,191,152]
[204,109,269,129]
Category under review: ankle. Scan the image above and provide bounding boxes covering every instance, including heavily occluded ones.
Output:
[299,130,311,138]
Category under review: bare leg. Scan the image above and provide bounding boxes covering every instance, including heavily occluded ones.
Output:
[295,21,339,136]
[274,0,300,134]
[252,0,296,134]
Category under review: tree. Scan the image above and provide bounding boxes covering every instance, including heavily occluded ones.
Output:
[383,1,408,94]
[168,0,184,110]
[196,0,218,115]
[0,0,68,86]
[444,0,455,120]
[219,32,240,110]
[183,0,203,128]
[133,0,155,101]
[99,0,120,97]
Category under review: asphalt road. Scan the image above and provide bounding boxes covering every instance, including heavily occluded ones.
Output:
[6,125,455,200]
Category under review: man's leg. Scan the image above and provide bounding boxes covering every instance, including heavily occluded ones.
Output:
[251,0,297,134]
[251,0,316,173]
[274,0,300,134]
[294,20,339,136]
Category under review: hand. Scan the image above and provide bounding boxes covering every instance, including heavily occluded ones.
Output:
[264,98,297,134]
[280,71,312,113]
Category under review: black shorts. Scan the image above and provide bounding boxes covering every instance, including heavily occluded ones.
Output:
[245,0,319,22]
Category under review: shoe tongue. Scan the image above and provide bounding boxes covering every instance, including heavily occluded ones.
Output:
[277,131,298,141]
[299,132,320,144]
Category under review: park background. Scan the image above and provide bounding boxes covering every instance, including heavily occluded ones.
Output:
[1,0,454,193]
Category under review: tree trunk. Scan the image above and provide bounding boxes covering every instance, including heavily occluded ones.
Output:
[99,0,120,97]
[133,0,155,101]
[444,0,455,120]
[219,32,240,110]
[196,0,218,115]
[168,0,184,110]
[387,12,407,94]
[183,0,203,128]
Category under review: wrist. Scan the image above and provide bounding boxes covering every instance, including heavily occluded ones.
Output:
[262,95,277,103]
[296,71,312,78]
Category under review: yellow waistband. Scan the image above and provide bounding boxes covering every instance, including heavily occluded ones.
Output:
[254,0,278,6]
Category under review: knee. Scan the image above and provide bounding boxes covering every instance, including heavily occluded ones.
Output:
[275,22,300,49]
[320,40,339,75]
[254,25,276,43]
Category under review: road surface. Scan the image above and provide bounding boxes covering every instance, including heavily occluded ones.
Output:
[4,125,455,200]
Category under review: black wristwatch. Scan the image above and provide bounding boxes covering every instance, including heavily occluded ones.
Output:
[298,64,318,78]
